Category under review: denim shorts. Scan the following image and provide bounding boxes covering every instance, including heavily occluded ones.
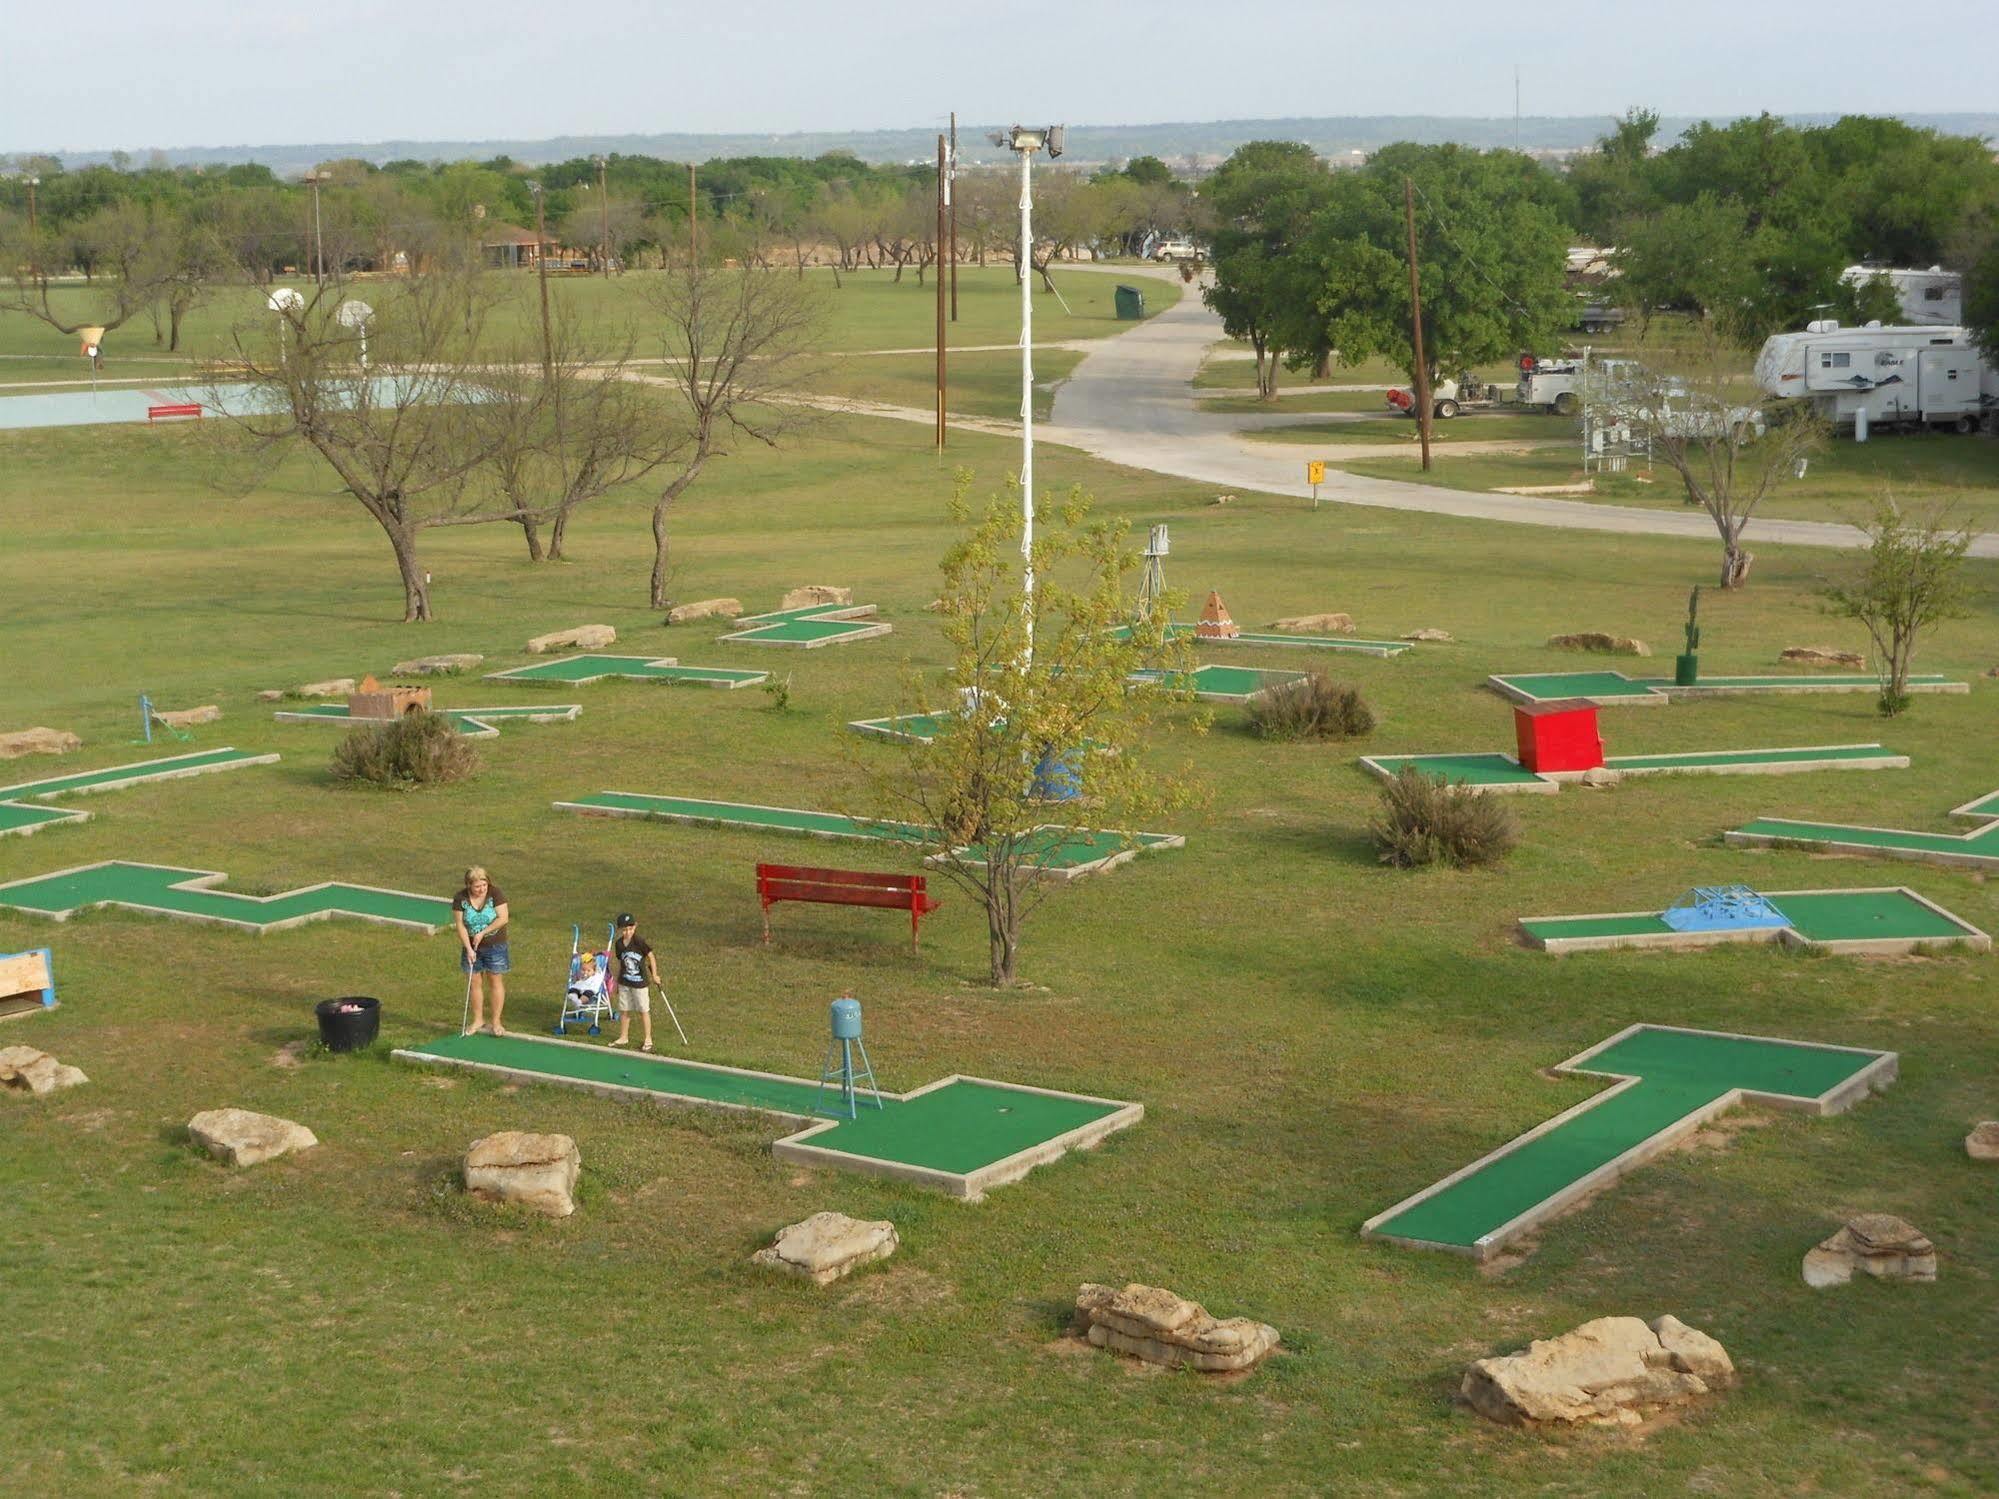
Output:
[461,940,511,975]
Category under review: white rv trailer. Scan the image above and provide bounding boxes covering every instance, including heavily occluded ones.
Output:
[1839,264,1962,326]
[1754,321,1993,433]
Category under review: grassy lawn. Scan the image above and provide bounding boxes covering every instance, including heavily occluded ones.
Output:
[2,406,1997,1495]
[0,266,1180,376]
[808,349,1083,422]
[1248,412,1571,446]
[1332,429,1999,530]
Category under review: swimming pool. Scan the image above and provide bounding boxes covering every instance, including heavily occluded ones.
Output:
[0,376,484,431]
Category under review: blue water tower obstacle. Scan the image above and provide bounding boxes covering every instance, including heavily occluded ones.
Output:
[815,995,882,1120]
[1660,885,1786,934]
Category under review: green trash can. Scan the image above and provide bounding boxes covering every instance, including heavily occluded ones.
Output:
[1114,284,1147,320]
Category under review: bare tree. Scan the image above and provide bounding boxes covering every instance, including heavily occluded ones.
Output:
[473,306,692,562]
[209,270,522,621]
[1,200,178,343]
[633,261,824,609]
[1617,321,1826,587]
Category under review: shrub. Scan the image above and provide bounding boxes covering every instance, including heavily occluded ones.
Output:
[1369,767,1516,869]
[330,710,477,789]
[1247,673,1376,741]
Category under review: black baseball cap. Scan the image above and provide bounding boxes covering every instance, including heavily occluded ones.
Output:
[615,912,636,928]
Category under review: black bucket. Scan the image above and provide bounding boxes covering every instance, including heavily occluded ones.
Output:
[315,996,381,1053]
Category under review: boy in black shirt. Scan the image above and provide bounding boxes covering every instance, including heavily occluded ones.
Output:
[609,913,662,1052]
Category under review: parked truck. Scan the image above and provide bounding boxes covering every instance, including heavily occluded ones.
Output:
[1754,320,1995,434]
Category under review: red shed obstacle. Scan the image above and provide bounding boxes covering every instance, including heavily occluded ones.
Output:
[1513,700,1605,775]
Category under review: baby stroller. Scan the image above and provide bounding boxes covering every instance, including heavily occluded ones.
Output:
[554,923,616,1036]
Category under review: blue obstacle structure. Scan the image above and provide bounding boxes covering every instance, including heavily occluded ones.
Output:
[1660,885,1788,934]
[815,996,882,1120]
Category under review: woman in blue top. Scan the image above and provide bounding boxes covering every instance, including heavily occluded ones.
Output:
[453,865,511,1035]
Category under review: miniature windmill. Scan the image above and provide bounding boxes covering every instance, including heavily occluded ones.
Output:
[1136,524,1170,625]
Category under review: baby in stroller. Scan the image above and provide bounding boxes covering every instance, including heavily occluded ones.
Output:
[554,927,616,1035]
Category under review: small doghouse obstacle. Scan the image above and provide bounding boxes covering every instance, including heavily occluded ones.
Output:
[0,948,57,1020]
[347,675,431,719]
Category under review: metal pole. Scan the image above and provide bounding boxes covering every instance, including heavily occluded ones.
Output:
[687,163,698,265]
[310,175,325,289]
[532,186,555,387]
[948,113,959,322]
[936,134,947,451]
[1404,177,1433,473]
[596,155,610,276]
[1019,144,1035,662]
[25,177,38,277]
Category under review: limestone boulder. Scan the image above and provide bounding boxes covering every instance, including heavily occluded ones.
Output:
[1966,1121,1999,1161]
[463,1130,579,1217]
[1548,632,1650,657]
[1075,1282,1280,1374]
[296,678,358,698]
[188,1107,317,1167]
[153,705,221,729]
[1803,1213,1936,1287]
[751,1211,899,1285]
[1461,1315,1733,1427]
[392,654,484,676]
[0,1045,88,1095]
[666,598,743,626]
[1578,766,1623,789]
[255,690,286,703]
[780,585,853,610]
[0,727,81,759]
[526,625,616,655]
[1782,646,1866,670]
[1269,613,1355,635]
[1402,628,1453,642]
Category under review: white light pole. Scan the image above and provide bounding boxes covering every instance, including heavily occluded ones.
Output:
[993,123,1064,664]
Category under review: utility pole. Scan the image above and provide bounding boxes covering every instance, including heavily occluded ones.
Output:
[1403,176,1433,473]
[529,180,569,531]
[948,113,959,322]
[936,134,948,450]
[594,154,610,276]
[687,163,698,265]
[24,175,38,278]
[304,171,327,288]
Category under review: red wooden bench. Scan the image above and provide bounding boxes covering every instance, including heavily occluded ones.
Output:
[756,863,941,951]
[147,403,203,423]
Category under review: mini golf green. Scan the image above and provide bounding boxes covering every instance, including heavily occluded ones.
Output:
[554,793,1183,876]
[1490,670,1963,707]
[274,703,582,738]
[847,713,953,744]
[1520,887,1987,955]
[1360,752,1556,790]
[1128,664,1309,703]
[1108,623,1412,657]
[1363,1024,1896,1259]
[0,748,279,840]
[1362,743,1906,794]
[0,861,451,932]
[393,1032,1141,1199]
[484,655,767,688]
[1727,787,1999,872]
[721,602,891,648]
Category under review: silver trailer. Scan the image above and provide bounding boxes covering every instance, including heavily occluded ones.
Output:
[1754,321,1994,434]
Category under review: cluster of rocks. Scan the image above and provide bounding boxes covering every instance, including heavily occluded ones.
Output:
[1802,1213,1937,1287]
[751,1211,899,1284]
[0,1045,88,1094]
[1967,1121,1999,1161]
[463,1130,580,1217]
[665,598,742,625]
[1781,646,1866,669]
[1461,1315,1734,1427]
[1548,631,1650,656]
[780,585,852,609]
[0,727,81,759]
[1270,612,1355,635]
[391,654,484,676]
[189,1107,318,1167]
[257,677,358,702]
[1402,627,1453,642]
[151,705,220,730]
[1075,1282,1280,1374]
[526,625,616,655]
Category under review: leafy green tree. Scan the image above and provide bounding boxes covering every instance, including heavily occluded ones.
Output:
[871,479,1201,985]
[1202,141,1333,397]
[1821,496,1973,716]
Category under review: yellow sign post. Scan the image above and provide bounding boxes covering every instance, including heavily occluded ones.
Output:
[1306,459,1325,508]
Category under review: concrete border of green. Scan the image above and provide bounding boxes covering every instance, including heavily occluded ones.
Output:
[846,712,952,744]
[1115,623,1412,658]
[1360,1023,1899,1260]
[0,860,451,933]
[554,793,1183,880]
[1725,786,1999,872]
[274,704,582,738]
[483,654,767,689]
[1520,886,1990,956]
[391,1030,1142,1200]
[1358,751,1562,795]
[0,748,280,841]
[1489,669,1963,707]
[1128,664,1310,704]
[721,603,892,649]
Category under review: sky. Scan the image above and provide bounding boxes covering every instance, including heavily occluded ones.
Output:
[4,0,1997,153]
